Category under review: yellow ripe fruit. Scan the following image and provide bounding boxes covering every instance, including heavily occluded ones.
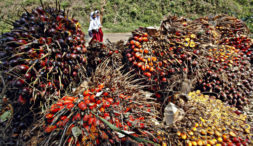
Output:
[217,137,223,143]
[207,129,214,135]
[191,136,196,140]
[200,117,205,123]
[229,131,236,137]
[215,131,222,137]
[162,142,167,146]
[212,139,217,144]
[184,41,189,47]
[196,90,201,94]
[200,129,207,135]
[206,144,211,146]
[195,123,199,127]
[181,133,187,140]
[197,140,203,145]
[216,144,222,146]
[245,128,250,134]
[190,34,196,39]
[189,131,194,136]
[191,141,197,146]
[208,139,216,145]
[82,136,88,142]
[187,141,192,146]
[192,127,197,131]
[177,131,181,136]
[217,128,222,132]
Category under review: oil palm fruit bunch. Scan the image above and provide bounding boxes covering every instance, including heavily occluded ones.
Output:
[219,36,253,64]
[124,26,211,102]
[41,61,160,145]
[213,14,249,38]
[0,2,87,139]
[161,15,221,44]
[196,44,252,110]
[160,15,253,110]
[165,91,252,146]
[87,41,124,76]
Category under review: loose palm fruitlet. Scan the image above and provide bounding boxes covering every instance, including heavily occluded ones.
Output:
[41,62,160,145]
[0,2,87,139]
[164,91,252,146]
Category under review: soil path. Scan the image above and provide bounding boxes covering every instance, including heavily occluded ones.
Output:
[104,33,132,42]
[85,33,131,44]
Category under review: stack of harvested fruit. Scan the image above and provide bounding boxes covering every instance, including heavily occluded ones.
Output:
[124,15,253,110]
[124,26,211,100]
[0,3,87,141]
[0,1,253,145]
[0,6,87,103]
[41,62,160,145]
[213,14,250,38]
[219,36,253,64]
[87,41,124,76]
[165,91,252,146]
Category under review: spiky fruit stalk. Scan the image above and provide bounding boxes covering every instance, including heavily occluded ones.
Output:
[42,61,160,145]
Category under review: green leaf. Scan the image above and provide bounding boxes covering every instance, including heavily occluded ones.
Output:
[72,126,82,142]
[91,111,159,145]
[0,111,11,122]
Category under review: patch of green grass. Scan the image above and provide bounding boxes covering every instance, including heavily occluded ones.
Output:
[21,0,39,6]
[61,1,70,9]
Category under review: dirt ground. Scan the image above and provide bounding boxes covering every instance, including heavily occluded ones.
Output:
[104,33,132,42]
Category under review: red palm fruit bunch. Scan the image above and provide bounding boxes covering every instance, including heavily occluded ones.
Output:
[41,61,160,145]
[195,44,253,110]
[213,14,250,38]
[0,2,86,138]
[0,4,87,103]
[219,36,253,64]
[86,41,124,76]
[165,91,252,146]
[124,26,210,101]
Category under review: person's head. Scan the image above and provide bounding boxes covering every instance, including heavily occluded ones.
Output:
[90,11,96,19]
[92,13,96,19]
[95,10,100,17]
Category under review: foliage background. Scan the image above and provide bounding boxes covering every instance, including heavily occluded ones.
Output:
[0,0,252,33]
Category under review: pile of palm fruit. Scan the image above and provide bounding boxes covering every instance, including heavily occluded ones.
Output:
[41,62,160,145]
[86,40,124,76]
[0,1,252,146]
[0,1,87,144]
[164,91,252,146]
[124,15,253,110]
